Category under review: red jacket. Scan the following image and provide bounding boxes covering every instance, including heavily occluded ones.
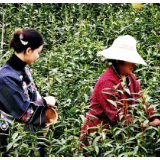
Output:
[79,65,155,147]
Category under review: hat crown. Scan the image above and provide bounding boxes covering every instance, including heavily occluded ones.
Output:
[113,35,137,51]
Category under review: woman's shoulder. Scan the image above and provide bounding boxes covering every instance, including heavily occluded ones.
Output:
[93,65,120,92]
[128,73,138,83]
[0,63,20,83]
[98,65,120,84]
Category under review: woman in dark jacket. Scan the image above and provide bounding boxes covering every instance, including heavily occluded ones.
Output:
[79,35,160,147]
[0,29,58,156]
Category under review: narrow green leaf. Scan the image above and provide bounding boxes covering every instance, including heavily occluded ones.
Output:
[133,146,139,156]
[93,136,101,145]
[55,77,62,83]
[84,93,88,102]
[139,144,147,153]
[79,115,85,123]
[12,133,18,140]
[107,99,117,107]
[56,145,68,154]
[94,145,99,155]
[7,142,13,151]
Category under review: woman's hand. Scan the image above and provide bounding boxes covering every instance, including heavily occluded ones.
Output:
[140,118,160,128]
[150,118,160,126]
[44,96,56,107]
[36,91,42,100]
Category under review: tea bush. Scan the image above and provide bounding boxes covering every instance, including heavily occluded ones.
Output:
[0,3,160,157]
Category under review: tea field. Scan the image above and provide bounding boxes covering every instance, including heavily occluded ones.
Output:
[0,3,160,157]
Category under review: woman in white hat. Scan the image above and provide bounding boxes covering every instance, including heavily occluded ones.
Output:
[79,35,160,147]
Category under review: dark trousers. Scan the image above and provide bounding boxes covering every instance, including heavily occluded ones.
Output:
[0,135,45,157]
[0,135,7,153]
[24,125,46,157]
[0,136,45,157]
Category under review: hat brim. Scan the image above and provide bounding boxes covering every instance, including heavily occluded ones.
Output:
[97,47,147,66]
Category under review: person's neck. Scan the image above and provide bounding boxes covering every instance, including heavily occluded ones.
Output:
[113,63,127,81]
[121,75,126,81]
[6,53,27,71]
[14,51,25,63]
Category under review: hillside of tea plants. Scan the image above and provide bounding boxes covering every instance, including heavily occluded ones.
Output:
[0,3,160,157]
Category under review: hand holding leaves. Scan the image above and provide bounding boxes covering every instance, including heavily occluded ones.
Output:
[36,91,42,100]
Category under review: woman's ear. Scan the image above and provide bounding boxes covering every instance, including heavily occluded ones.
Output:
[25,47,32,56]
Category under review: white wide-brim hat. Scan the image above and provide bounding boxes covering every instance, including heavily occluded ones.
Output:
[97,35,147,66]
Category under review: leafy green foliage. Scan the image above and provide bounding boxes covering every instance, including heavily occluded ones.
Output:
[0,3,160,157]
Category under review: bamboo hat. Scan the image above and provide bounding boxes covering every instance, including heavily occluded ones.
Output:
[97,35,147,66]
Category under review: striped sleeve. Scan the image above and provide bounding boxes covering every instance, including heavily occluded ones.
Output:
[0,76,47,127]
[135,80,157,120]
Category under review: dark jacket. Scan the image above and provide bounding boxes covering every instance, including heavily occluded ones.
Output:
[0,54,47,127]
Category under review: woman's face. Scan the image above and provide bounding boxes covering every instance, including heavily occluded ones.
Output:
[25,45,43,65]
[116,60,136,78]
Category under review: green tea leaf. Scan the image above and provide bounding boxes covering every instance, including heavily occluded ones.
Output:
[107,99,117,107]
[94,145,99,155]
[133,146,139,156]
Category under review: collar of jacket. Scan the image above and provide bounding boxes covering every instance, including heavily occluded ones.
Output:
[6,53,27,71]
[112,64,131,86]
